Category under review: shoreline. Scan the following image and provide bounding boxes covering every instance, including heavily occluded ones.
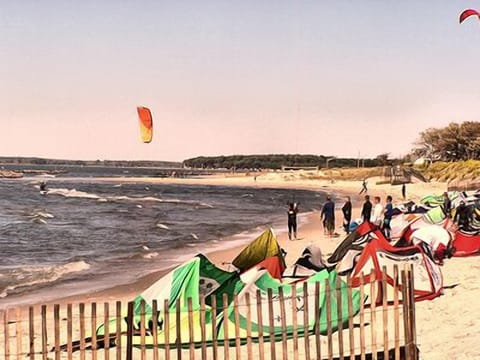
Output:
[3,174,446,310]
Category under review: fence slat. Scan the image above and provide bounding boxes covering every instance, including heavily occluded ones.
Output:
[291,285,299,360]
[28,306,34,360]
[210,296,217,360]
[79,303,85,360]
[278,287,288,360]
[359,273,366,360]
[401,270,410,360]
[91,303,98,360]
[67,304,73,360]
[336,275,345,360]
[393,265,400,360]
[175,298,182,360]
[233,294,241,360]
[302,282,310,360]
[15,308,22,360]
[41,305,47,360]
[346,275,355,360]
[267,288,276,360]
[187,297,195,360]
[126,302,134,360]
[104,303,110,360]
[199,296,207,360]
[370,272,378,360]
[245,292,253,360]
[381,268,389,360]
[164,299,171,360]
[4,308,10,360]
[54,305,60,360]
[116,301,123,360]
[325,279,333,360]
[222,293,230,360]
[140,300,146,360]
[408,265,417,360]
[152,300,159,360]
[314,281,321,359]
[256,290,265,360]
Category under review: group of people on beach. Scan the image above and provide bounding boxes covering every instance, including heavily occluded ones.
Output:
[319,194,394,238]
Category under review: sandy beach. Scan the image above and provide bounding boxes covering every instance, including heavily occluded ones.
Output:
[2,173,479,359]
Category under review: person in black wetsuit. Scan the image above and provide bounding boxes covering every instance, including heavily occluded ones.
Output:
[342,196,352,234]
[287,203,298,240]
[454,201,472,230]
[361,195,372,223]
[40,181,47,192]
[321,196,335,237]
[443,192,452,218]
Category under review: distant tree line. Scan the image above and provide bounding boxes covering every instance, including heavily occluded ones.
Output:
[413,121,480,161]
[0,157,181,168]
[183,154,381,170]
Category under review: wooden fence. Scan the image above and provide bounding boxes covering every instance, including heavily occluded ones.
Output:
[0,266,418,360]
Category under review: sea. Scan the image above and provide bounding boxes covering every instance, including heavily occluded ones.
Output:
[0,166,327,308]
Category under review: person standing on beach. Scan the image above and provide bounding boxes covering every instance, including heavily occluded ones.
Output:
[321,196,335,237]
[359,179,368,195]
[383,195,394,239]
[371,196,384,227]
[287,203,298,240]
[361,195,372,223]
[443,192,452,218]
[454,201,472,230]
[402,183,406,200]
[342,196,352,234]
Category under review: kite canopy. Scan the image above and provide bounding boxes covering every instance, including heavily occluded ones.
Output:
[232,228,286,273]
[137,106,153,143]
[96,254,361,347]
[460,9,480,24]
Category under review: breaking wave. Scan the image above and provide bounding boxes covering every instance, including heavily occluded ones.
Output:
[0,261,91,298]
[45,188,213,207]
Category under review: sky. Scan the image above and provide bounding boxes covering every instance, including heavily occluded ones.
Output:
[1,1,480,161]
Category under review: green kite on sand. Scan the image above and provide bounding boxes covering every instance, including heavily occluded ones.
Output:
[97,254,361,348]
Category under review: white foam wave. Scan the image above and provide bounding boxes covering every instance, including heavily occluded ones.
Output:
[156,223,170,230]
[47,188,101,199]
[142,252,159,259]
[0,261,91,298]
[46,188,213,207]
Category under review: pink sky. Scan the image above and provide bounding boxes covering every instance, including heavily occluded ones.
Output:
[1,1,479,161]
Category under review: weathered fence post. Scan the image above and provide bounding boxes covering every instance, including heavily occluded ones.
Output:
[126,301,134,360]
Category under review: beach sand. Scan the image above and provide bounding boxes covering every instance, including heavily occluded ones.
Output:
[2,174,479,359]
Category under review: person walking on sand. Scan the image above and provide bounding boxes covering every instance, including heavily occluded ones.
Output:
[321,196,335,237]
[342,196,352,234]
[401,183,406,200]
[371,196,384,227]
[361,195,372,223]
[383,195,394,239]
[287,202,298,240]
[359,179,368,195]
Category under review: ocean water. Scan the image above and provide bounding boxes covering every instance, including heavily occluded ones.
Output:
[0,174,326,307]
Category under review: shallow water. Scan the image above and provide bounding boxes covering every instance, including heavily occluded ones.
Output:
[0,175,325,306]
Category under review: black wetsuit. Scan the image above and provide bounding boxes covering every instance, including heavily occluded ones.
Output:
[342,201,352,233]
[288,208,297,239]
[443,198,452,218]
[361,200,372,223]
[454,204,472,230]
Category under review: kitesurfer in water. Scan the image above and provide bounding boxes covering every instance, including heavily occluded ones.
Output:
[287,203,298,240]
[40,181,47,193]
